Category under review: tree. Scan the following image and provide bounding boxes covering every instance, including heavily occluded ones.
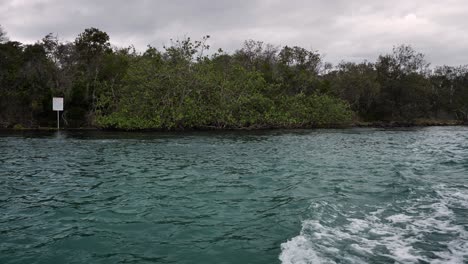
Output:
[0,41,24,126]
[233,40,278,83]
[67,28,114,125]
[75,27,111,62]
[276,46,322,95]
[0,25,8,43]
[1,26,466,128]
[375,45,431,120]
[329,62,380,120]
[432,66,468,121]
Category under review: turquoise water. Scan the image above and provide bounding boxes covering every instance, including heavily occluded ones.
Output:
[0,127,467,264]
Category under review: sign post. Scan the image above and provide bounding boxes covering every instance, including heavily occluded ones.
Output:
[53,97,64,130]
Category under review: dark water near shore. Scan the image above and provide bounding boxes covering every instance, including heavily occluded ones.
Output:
[0,127,467,264]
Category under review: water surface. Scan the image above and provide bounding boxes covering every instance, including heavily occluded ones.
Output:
[1,127,467,263]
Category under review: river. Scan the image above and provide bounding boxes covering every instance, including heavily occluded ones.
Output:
[1,127,467,263]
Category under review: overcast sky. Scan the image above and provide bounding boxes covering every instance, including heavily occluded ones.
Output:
[1,0,468,65]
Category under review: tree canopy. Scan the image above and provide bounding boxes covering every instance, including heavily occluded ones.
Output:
[0,27,467,129]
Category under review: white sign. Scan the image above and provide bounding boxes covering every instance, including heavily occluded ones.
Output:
[53,97,63,111]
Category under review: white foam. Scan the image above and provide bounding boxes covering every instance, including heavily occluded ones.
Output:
[385,213,413,223]
[280,186,468,264]
[279,235,331,264]
[346,218,369,233]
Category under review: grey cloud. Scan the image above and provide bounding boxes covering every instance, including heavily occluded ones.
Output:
[1,0,467,66]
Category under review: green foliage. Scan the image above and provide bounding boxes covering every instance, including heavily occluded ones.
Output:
[93,39,352,130]
[330,62,381,120]
[75,27,111,62]
[12,124,25,130]
[373,45,432,120]
[431,66,468,121]
[0,27,466,129]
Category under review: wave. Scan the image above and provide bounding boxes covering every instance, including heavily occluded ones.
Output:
[280,185,468,264]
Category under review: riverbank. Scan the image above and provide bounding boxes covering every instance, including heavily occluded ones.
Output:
[354,119,465,128]
[1,119,465,132]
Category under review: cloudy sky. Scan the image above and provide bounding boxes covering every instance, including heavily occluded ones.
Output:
[1,0,468,65]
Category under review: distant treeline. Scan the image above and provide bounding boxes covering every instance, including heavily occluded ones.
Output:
[0,26,467,129]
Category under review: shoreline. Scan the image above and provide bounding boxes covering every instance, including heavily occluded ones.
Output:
[1,120,466,132]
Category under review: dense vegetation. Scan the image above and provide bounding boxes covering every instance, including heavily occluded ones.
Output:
[1,26,467,130]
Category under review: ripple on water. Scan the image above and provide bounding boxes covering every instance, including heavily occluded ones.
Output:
[0,127,467,264]
[280,185,468,264]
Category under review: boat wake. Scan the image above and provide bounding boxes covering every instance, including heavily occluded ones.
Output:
[280,185,468,264]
